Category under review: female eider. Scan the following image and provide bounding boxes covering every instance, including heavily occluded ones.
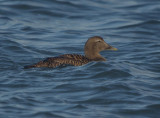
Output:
[24,36,117,69]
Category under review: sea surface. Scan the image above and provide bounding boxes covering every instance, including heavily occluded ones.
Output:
[0,0,160,118]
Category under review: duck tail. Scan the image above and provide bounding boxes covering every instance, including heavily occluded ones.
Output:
[24,61,46,69]
[24,64,36,69]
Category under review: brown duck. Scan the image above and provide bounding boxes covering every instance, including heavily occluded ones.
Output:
[24,36,117,69]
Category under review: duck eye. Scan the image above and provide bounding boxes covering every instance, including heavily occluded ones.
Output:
[97,40,101,42]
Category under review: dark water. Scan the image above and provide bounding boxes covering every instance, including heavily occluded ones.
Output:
[0,0,160,118]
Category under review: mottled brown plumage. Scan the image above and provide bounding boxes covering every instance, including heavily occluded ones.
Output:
[24,36,117,69]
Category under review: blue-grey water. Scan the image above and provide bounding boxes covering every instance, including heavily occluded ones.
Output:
[0,0,160,118]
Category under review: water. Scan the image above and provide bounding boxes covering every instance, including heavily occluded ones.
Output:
[0,0,160,118]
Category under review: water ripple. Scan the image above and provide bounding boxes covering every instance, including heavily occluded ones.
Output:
[0,0,160,118]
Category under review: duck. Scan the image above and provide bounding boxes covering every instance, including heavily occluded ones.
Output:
[24,36,117,69]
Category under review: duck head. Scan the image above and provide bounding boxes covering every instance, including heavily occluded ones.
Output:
[84,36,117,61]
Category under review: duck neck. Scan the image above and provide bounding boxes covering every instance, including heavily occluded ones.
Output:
[85,51,106,61]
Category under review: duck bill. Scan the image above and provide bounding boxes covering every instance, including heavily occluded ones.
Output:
[109,46,118,51]
[106,45,118,51]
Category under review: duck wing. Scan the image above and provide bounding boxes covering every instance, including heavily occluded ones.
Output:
[24,54,90,69]
[44,54,90,67]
